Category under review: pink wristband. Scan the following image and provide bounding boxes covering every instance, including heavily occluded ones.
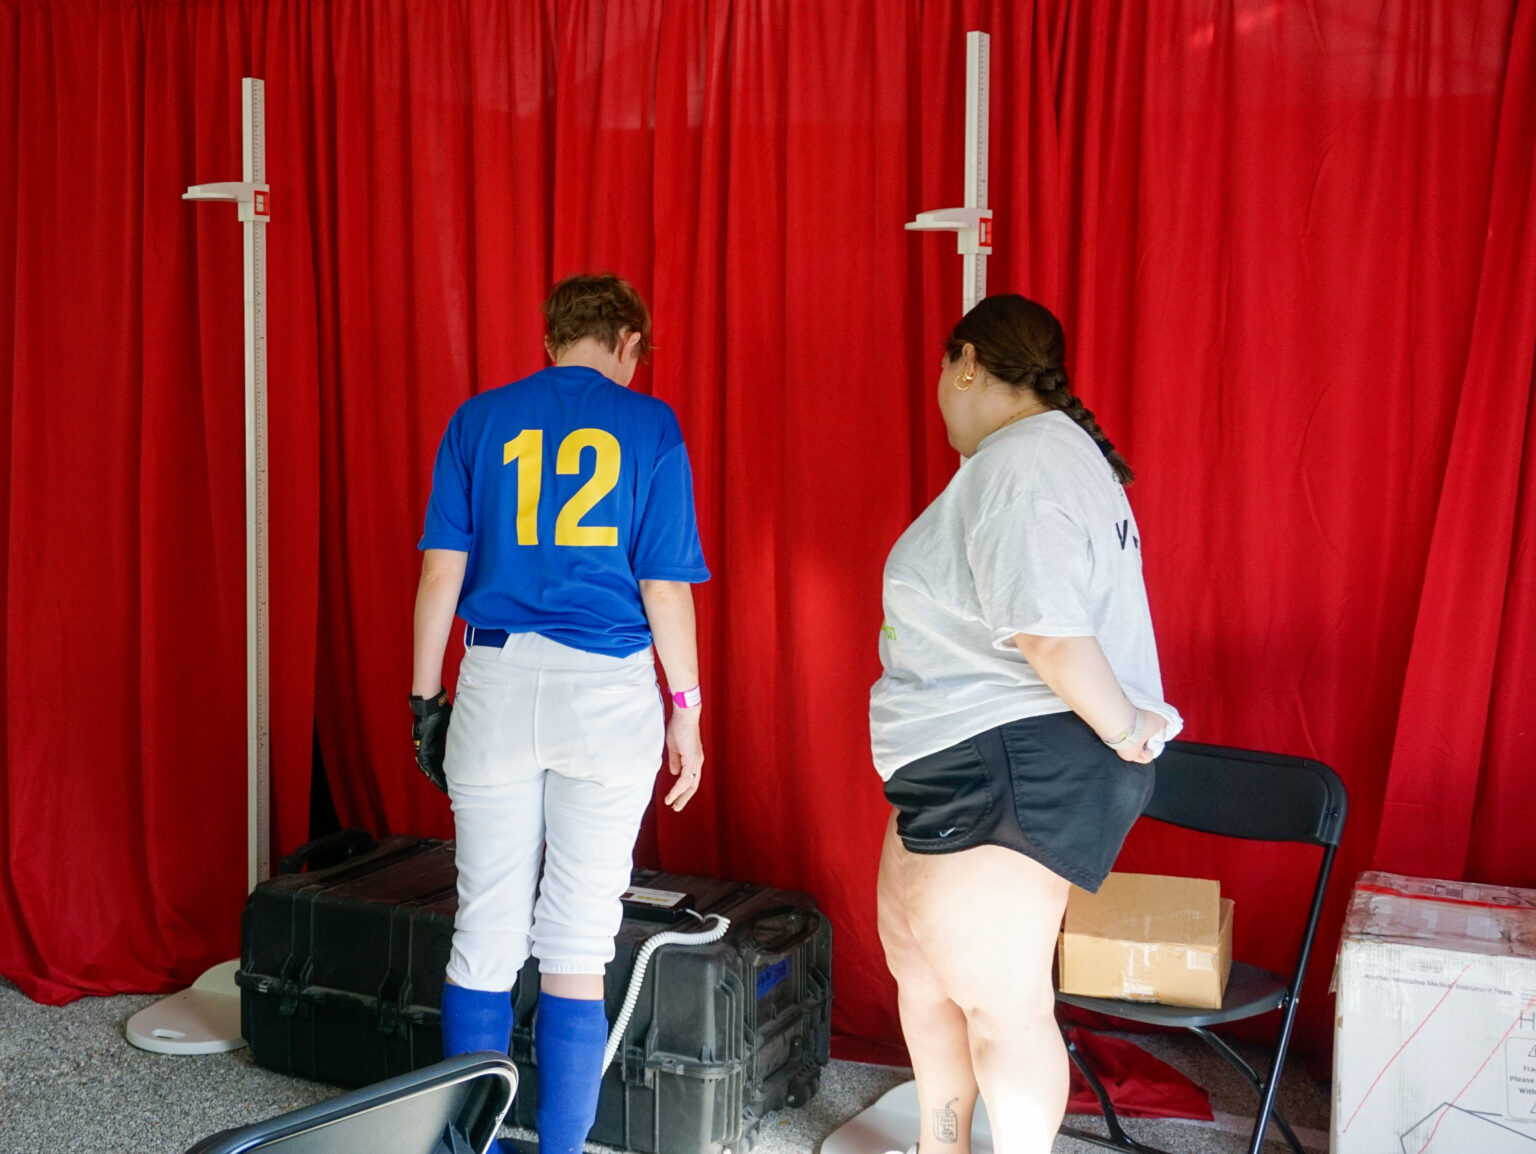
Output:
[671,685,702,709]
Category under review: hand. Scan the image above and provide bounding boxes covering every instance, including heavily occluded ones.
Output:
[1111,708,1166,765]
[409,689,452,792]
[662,709,703,812]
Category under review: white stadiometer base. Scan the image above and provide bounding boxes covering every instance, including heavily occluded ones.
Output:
[822,1080,993,1154]
[824,1078,1330,1154]
[125,959,246,1055]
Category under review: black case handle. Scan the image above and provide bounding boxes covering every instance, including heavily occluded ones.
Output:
[278,829,379,875]
[740,903,818,953]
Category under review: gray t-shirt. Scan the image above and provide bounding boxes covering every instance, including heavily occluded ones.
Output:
[869,411,1182,777]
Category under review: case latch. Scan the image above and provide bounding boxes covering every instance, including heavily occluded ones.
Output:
[376,999,400,1035]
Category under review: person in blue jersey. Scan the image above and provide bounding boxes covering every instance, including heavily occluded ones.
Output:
[409,273,709,1154]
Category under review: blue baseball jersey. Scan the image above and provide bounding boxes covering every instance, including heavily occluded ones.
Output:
[420,365,710,657]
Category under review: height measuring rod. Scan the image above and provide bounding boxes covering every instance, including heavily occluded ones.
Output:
[123,78,272,1056]
[906,31,992,315]
[184,79,272,891]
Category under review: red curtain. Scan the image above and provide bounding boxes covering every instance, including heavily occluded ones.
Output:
[3,1,1533,1070]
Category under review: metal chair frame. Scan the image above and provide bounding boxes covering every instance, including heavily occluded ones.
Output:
[182,1051,518,1154]
[1056,739,1347,1154]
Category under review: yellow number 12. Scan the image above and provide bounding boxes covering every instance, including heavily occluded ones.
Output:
[503,428,620,547]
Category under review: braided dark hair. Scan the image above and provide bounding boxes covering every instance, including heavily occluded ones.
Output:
[945,294,1134,484]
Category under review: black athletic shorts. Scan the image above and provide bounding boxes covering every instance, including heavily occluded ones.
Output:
[882,711,1155,892]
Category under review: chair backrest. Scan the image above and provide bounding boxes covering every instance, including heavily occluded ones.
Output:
[183,1052,517,1154]
[1144,739,1347,847]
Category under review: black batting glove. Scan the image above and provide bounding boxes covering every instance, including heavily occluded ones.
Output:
[409,688,452,793]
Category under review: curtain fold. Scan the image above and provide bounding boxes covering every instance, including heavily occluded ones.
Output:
[1373,0,1536,883]
[1,1,258,1001]
[2,0,1532,1067]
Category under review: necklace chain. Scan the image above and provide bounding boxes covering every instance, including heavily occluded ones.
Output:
[996,402,1049,433]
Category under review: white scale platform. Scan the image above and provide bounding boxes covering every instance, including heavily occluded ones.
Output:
[822,1081,995,1154]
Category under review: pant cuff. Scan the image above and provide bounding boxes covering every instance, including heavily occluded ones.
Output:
[536,958,608,976]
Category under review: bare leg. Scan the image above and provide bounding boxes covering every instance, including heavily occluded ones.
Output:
[541,973,604,999]
[879,813,978,1154]
[901,838,1070,1154]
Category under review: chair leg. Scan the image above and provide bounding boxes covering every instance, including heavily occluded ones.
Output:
[1191,1028,1305,1154]
[1057,1029,1167,1154]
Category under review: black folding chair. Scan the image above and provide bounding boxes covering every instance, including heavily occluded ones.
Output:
[183,1052,517,1154]
[1056,739,1347,1154]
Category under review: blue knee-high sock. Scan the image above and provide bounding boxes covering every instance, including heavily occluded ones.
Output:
[440,983,512,1058]
[534,992,608,1154]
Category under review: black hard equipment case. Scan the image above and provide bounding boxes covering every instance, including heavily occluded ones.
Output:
[238,834,833,1154]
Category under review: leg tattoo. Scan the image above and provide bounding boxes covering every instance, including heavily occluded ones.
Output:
[933,1098,960,1143]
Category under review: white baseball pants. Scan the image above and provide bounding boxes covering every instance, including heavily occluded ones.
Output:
[443,630,664,991]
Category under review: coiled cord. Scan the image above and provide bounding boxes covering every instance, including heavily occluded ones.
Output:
[601,909,730,1073]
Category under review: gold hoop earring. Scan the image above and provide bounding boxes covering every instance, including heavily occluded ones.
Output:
[954,370,975,391]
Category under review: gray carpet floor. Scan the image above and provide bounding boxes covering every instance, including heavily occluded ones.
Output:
[0,976,1330,1154]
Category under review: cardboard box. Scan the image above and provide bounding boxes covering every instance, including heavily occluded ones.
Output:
[1057,872,1234,1009]
[1332,871,1536,1154]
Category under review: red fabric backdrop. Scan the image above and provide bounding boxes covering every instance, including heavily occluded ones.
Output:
[2,0,1533,1068]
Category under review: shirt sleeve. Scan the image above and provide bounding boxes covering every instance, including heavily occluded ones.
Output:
[418,410,475,551]
[966,496,1094,646]
[631,440,711,582]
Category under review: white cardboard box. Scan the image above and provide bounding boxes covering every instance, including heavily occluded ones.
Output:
[1332,871,1536,1154]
